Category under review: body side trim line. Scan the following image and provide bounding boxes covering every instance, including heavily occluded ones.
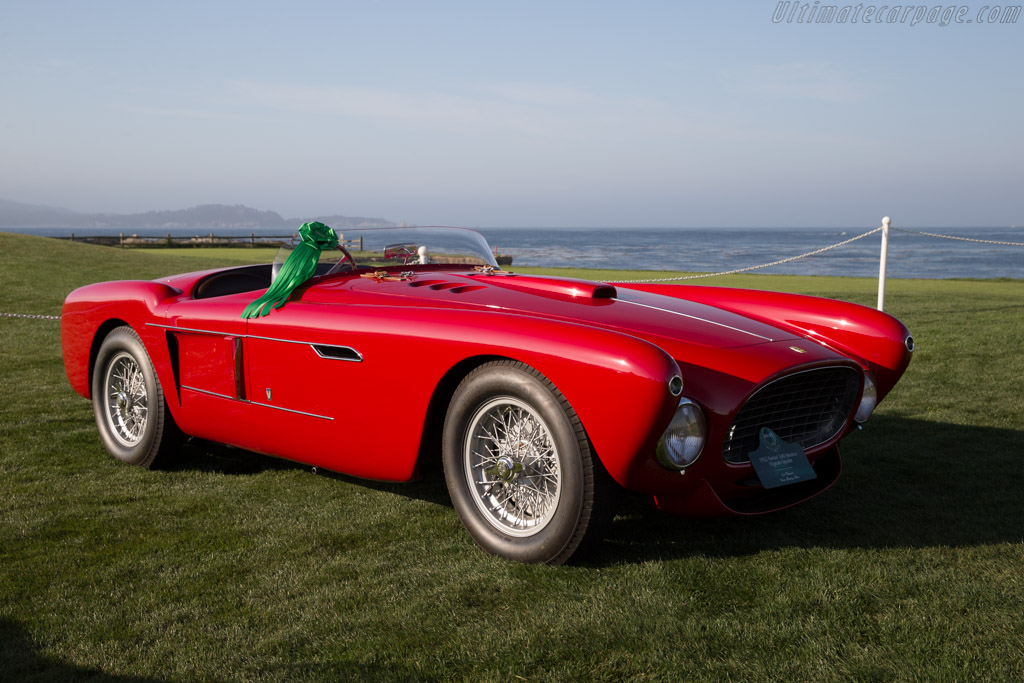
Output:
[180,385,334,420]
[181,385,237,401]
[247,401,334,420]
[147,323,363,362]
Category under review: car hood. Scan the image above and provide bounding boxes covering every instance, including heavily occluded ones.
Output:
[303,270,815,353]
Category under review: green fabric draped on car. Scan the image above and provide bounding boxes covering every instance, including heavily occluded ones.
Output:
[241,221,339,319]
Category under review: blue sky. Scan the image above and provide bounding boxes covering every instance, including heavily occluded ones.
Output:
[1,1,1021,227]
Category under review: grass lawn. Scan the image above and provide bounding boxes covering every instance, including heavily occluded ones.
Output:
[132,246,286,262]
[2,232,1022,680]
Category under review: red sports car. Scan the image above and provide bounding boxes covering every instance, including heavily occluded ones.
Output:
[61,226,913,563]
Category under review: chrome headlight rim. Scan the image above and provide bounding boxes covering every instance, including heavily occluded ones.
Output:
[854,372,877,424]
[656,397,707,470]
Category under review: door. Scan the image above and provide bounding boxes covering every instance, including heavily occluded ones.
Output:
[244,302,368,472]
[162,295,260,451]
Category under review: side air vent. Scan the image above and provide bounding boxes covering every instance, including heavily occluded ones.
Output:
[311,344,363,362]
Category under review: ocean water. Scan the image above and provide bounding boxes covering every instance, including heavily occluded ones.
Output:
[6,226,1023,280]
[478,227,1024,279]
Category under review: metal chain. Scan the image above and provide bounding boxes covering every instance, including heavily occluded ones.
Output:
[891,227,1024,246]
[615,226,883,283]
[1,311,62,320]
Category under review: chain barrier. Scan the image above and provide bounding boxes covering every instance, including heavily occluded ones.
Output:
[615,226,883,283]
[891,227,1024,247]
[1,311,62,320]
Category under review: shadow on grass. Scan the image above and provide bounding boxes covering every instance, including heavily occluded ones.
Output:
[160,416,1022,564]
[0,618,168,682]
[166,438,302,476]
[166,438,454,507]
[0,617,428,681]
[597,415,1024,564]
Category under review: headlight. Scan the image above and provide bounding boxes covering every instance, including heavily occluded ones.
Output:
[656,398,706,470]
[854,372,877,424]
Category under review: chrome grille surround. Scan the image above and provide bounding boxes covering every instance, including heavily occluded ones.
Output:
[722,366,861,464]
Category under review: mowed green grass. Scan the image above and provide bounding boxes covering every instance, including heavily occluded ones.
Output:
[132,246,284,262]
[2,231,1022,680]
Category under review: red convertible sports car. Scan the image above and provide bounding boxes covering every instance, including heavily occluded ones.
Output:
[61,225,913,563]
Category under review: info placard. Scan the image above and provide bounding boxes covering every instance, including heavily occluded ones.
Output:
[748,427,817,489]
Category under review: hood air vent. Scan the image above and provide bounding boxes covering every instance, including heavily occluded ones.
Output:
[406,280,486,294]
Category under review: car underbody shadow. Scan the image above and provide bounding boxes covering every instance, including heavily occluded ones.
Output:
[163,437,301,475]
[594,415,1023,565]
[311,461,454,509]
[163,438,455,508]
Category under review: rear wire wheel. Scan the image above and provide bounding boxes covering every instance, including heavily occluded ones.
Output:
[442,361,614,564]
[92,326,179,468]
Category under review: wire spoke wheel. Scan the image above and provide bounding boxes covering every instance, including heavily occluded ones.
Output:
[465,397,562,537]
[443,361,615,564]
[92,326,178,468]
[103,352,149,447]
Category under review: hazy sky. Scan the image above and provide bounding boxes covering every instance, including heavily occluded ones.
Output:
[2,1,1021,227]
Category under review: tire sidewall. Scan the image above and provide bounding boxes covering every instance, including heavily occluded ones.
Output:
[443,364,586,563]
[92,328,165,467]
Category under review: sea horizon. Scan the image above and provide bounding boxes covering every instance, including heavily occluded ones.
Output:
[4,225,1022,280]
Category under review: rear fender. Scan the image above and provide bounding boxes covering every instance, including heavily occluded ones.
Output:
[61,281,182,399]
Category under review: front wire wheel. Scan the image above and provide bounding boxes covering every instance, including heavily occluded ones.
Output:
[92,326,178,468]
[464,397,563,538]
[443,361,614,564]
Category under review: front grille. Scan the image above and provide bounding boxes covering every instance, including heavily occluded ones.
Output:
[722,367,861,464]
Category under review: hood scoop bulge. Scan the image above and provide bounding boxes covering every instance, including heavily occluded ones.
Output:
[468,273,617,301]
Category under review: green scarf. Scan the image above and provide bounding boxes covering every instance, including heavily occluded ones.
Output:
[241,221,339,319]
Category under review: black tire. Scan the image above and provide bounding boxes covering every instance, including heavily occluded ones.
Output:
[91,326,178,468]
[442,360,614,564]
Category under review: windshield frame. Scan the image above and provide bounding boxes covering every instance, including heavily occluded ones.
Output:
[271,226,498,283]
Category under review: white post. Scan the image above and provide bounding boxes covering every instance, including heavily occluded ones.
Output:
[877,216,891,311]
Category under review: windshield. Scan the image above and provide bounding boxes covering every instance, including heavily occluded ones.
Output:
[271,226,497,282]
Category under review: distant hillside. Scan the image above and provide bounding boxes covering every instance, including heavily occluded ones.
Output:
[0,198,397,229]
[93,204,288,229]
[0,198,80,226]
[288,214,401,229]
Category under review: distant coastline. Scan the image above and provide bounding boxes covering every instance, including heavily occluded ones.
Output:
[0,198,397,230]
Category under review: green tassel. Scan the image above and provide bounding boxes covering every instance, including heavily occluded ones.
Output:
[241,221,339,319]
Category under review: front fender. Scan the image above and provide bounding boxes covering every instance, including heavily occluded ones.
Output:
[617,284,913,400]
[248,302,683,486]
